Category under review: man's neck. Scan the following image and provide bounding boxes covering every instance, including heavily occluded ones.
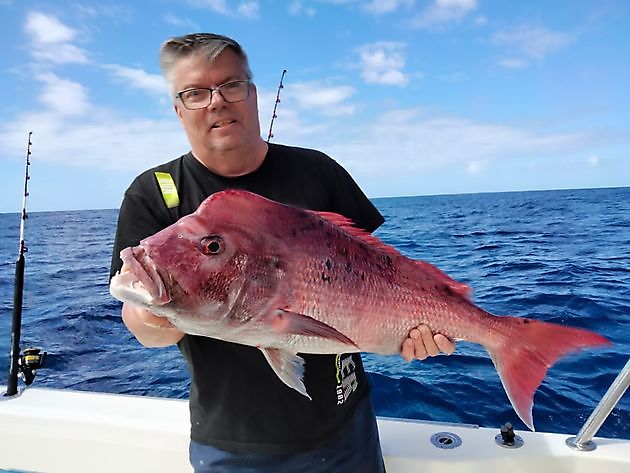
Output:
[193,140,269,177]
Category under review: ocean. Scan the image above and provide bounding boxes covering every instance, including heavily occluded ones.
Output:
[1,187,629,438]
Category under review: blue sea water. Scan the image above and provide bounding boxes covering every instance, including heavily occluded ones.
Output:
[1,187,629,438]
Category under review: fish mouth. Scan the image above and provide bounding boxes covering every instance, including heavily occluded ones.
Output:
[110,246,172,307]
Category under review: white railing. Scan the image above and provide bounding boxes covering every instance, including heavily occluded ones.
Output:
[567,357,630,451]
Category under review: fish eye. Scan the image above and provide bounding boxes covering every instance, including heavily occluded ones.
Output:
[200,236,224,255]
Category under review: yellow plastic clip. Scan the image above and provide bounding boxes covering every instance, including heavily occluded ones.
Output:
[154,172,180,208]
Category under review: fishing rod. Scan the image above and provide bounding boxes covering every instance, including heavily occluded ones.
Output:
[266,69,287,143]
[4,132,45,397]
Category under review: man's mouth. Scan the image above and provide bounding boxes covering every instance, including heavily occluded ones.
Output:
[211,119,236,129]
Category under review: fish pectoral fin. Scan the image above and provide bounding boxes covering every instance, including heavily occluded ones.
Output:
[268,309,358,348]
[260,348,311,400]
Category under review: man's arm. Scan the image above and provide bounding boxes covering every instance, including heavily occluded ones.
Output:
[122,302,184,347]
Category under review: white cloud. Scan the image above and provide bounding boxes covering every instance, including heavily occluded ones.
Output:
[437,71,468,81]
[25,11,75,43]
[363,0,414,15]
[474,15,487,26]
[0,90,617,203]
[5,11,184,177]
[0,107,188,173]
[493,25,574,64]
[238,2,260,19]
[189,0,230,15]
[356,42,410,86]
[347,112,595,173]
[315,0,355,5]
[467,161,485,174]
[187,0,260,18]
[103,65,167,96]
[74,4,134,22]
[270,106,610,190]
[25,11,89,64]
[33,43,90,65]
[286,82,356,116]
[413,0,478,29]
[163,14,200,30]
[289,0,317,17]
[499,58,529,69]
[588,155,600,167]
[36,73,90,116]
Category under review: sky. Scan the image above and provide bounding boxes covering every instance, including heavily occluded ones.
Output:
[0,0,628,212]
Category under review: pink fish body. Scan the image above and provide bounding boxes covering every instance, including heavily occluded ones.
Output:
[110,190,609,430]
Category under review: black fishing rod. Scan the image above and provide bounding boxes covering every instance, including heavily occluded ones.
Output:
[266,69,287,143]
[4,132,44,397]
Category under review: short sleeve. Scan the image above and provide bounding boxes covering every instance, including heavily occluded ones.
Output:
[327,159,384,233]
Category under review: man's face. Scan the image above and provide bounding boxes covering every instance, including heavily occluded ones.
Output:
[171,49,261,159]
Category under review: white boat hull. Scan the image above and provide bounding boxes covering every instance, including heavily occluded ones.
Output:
[1,387,629,472]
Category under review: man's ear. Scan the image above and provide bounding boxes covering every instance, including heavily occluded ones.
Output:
[174,102,184,122]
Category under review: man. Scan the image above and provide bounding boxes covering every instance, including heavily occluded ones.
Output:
[110,33,455,472]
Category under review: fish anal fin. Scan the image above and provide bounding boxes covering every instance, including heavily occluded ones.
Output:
[269,309,358,349]
[260,348,311,400]
[486,316,610,431]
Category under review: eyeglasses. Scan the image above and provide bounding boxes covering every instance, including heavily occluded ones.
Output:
[176,80,252,110]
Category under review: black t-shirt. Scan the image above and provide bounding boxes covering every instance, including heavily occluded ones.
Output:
[110,143,384,453]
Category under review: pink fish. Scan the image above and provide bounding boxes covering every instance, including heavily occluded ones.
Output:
[110,189,609,430]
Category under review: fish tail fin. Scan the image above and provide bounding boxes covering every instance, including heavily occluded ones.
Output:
[485,316,610,431]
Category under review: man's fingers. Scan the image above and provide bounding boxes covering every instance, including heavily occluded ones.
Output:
[405,330,428,360]
[144,318,176,330]
[138,309,175,330]
[401,338,414,362]
[418,325,440,357]
[401,325,457,362]
[434,333,455,355]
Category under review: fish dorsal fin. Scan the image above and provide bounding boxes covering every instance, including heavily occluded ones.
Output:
[312,211,402,258]
[312,210,471,299]
[414,260,472,300]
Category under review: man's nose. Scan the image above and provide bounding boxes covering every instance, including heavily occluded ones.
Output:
[207,89,227,110]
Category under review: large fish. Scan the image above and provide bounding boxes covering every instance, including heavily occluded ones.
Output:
[110,189,609,430]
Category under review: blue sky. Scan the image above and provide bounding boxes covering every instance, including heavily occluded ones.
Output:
[0,0,628,212]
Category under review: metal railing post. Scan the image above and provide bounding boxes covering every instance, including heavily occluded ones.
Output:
[567,357,630,451]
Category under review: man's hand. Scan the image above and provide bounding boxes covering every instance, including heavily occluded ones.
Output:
[122,302,185,347]
[401,325,455,361]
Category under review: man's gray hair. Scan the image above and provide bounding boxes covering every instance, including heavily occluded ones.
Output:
[160,33,253,98]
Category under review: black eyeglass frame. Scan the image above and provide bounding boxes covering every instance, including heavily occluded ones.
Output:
[175,79,252,110]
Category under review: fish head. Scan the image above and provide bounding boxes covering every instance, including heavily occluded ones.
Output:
[110,190,289,328]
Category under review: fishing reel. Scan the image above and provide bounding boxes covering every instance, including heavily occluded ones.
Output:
[18,347,46,386]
